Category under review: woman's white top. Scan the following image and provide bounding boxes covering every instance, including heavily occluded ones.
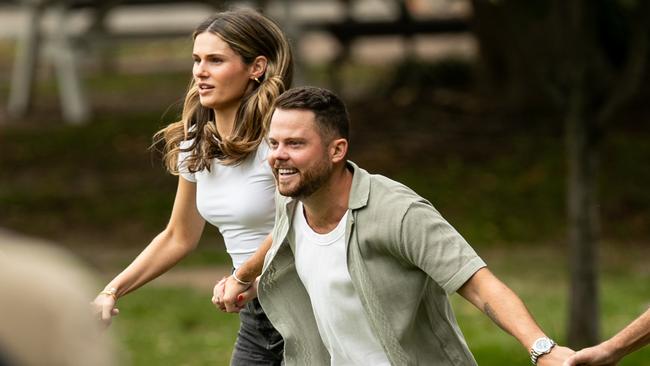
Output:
[179,140,275,269]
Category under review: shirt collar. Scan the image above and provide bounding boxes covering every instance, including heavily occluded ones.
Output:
[346,160,369,210]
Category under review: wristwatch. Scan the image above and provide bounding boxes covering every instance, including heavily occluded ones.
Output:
[529,336,556,365]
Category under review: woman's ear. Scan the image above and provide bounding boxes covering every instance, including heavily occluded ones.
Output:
[330,138,348,163]
[251,56,268,80]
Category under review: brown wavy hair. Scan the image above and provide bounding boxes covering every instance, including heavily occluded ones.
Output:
[155,9,293,172]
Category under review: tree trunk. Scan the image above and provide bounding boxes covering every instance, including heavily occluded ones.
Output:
[565,82,601,348]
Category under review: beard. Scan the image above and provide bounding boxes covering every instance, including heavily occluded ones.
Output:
[275,158,333,199]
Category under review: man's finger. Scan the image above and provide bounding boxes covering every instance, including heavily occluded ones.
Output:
[224,298,237,312]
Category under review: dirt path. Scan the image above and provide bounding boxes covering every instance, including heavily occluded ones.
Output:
[151,266,231,292]
[0,227,231,292]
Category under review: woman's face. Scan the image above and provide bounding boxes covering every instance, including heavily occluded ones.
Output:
[192,32,253,111]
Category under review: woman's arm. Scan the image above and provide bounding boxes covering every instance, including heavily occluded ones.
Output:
[563,308,650,366]
[214,233,272,312]
[92,177,206,325]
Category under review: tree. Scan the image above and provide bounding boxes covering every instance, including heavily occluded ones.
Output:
[471,0,650,348]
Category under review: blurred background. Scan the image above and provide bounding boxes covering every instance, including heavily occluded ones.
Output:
[0,0,648,365]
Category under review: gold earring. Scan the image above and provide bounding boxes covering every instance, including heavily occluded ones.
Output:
[254,77,261,84]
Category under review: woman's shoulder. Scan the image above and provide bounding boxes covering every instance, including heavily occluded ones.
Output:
[179,124,198,150]
[255,139,271,162]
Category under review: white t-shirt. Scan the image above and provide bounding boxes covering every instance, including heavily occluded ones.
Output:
[293,202,390,366]
[178,140,275,269]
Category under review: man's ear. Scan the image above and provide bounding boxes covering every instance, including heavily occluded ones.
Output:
[330,138,348,163]
[250,56,268,80]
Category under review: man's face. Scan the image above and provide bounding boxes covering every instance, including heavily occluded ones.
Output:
[267,108,333,198]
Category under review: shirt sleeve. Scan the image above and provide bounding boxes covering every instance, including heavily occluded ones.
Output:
[257,139,271,164]
[177,139,197,182]
[399,201,486,294]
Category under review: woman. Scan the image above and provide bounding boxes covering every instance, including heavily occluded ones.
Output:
[92,9,292,365]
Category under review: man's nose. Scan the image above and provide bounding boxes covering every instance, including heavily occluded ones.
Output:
[270,144,289,161]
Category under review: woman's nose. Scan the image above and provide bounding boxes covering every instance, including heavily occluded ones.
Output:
[193,62,207,78]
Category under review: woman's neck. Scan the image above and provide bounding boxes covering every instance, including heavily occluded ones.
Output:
[213,106,238,138]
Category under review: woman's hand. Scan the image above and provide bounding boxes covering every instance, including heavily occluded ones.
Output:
[91,292,119,328]
[212,276,228,312]
[212,276,259,313]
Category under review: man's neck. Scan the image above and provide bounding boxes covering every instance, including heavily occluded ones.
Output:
[301,164,353,234]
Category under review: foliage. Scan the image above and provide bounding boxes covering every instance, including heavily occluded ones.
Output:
[1,71,649,247]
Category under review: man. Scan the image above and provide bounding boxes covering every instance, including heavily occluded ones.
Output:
[237,86,574,365]
[564,308,650,366]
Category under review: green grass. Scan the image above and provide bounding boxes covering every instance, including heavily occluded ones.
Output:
[111,246,649,366]
[114,286,240,366]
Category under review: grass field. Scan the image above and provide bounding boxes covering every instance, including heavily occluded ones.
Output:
[110,245,649,366]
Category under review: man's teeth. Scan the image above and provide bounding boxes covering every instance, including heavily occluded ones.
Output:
[278,168,297,175]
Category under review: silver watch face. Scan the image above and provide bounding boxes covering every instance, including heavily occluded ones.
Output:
[533,338,553,353]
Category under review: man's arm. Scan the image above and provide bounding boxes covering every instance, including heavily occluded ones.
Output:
[563,308,650,366]
[457,267,575,365]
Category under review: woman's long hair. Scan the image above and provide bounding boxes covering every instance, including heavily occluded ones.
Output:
[155,9,293,172]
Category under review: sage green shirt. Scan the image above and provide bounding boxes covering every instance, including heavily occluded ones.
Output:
[258,162,486,365]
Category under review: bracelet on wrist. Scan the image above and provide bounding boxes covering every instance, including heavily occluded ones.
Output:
[99,287,118,301]
[232,270,252,287]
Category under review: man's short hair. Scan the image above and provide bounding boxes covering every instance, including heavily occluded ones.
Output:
[274,87,350,142]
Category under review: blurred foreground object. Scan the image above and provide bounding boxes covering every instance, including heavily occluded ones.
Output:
[0,231,118,366]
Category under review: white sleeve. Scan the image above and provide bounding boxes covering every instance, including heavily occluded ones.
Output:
[256,139,272,167]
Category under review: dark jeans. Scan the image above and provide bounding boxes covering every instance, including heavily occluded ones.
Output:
[230,298,284,366]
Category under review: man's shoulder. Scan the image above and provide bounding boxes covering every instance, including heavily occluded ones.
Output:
[366,173,428,207]
[348,161,432,215]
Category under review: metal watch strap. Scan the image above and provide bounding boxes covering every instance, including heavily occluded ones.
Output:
[530,338,556,365]
[530,349,541,365]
